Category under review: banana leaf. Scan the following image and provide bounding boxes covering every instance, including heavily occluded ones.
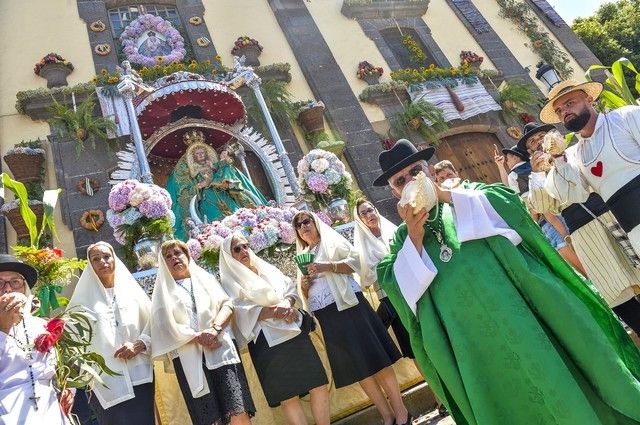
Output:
[585,57,640,109]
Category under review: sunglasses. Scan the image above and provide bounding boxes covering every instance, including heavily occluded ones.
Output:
[295,218,313,229]
[0,277,25,290]
[392,165,424,188]
[232,243,250,254]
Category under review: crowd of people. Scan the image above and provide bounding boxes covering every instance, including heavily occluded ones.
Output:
[2,79,640,425]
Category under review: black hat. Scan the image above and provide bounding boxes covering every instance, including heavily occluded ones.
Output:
[0,254,38,288]
[501,145,530,161]
[516,122,555,151]
[373,139,435,186]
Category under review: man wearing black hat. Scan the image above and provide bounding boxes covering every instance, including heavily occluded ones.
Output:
[494,143,531,195]
[374,139,640,425]
[0,254,73,424]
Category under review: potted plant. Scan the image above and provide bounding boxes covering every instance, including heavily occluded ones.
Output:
[357,61,384,85]
[106,179,175,270]
[34,53,74,88]
[391,100,448,145]
[3,139,45,183]
[231,36,263,66]
[460,50,484,69]
[296,100,325,134]
[48,94,117,157]
[497,80,541,123]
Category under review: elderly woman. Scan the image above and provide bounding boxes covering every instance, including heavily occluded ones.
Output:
[293,211,411,425]
[67,242,154,425]
[219,234,330,425]
[0,254,72,424]
[151,240,255,425]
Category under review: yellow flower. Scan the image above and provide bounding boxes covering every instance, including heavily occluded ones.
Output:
[205,59,212,65]
[191,59,197,64]
[101,68,108,75]
[215,55,222,62]
[156,56,164,64]
[92,77,98,83]
[390,71,396,77]
[177,63,185,70]
[108,76,119,84]
[429,64,436,70]
[188,63,197,71]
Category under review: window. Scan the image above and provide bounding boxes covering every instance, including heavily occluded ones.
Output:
[109,4,181,37]
[380,27,436,69]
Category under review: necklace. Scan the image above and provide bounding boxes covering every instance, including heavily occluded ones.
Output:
[10,321,40,410]
[425,203,453,263]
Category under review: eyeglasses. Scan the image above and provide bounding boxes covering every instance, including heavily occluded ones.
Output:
[232,243,250,254]
[295,218,312,229]
[0,277,25,290]
[392,165,424,188]
[358,207,376,217]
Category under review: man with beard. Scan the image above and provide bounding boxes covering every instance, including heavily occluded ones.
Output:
[537,79,640,257]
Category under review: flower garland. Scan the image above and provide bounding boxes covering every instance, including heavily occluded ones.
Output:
[390,63,482,86]
[402,35,427,64]
[496,0,573,78]
[187,205,299,269]
[120,14,186,66]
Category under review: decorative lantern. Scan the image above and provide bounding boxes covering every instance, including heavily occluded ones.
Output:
[535,62,561,91]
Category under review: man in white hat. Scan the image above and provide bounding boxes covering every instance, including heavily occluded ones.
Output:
[535,78,640,256]
[374,139,640,425]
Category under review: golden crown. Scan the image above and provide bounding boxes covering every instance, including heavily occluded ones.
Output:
[183,130,206,146]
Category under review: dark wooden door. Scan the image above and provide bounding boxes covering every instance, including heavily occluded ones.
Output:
[436,132,502,183]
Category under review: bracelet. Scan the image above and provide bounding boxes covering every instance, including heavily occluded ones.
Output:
[332,263,338,273]
[563,235,572,244]
[211,323,223,332]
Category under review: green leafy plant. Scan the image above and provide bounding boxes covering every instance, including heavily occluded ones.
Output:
[498,79,542,117]
[391,100,448,145]
[15,82,95,116]
[497,0,573,79]
[246,80,298,134]
[359,81,408,103]
[48,95,117,157]
[586,57,640,109]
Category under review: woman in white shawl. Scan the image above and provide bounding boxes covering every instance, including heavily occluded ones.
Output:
[293,211,410,425]
[67,242,154,425]
[0,254,73,425]
[151,240,255,425]
[219,234,330,425]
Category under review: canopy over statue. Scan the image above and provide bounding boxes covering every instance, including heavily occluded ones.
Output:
[166,130,267,239]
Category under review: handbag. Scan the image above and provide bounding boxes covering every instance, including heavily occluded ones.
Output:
[299,308,316,334]
[376,297,398,328]
[578,203,640,269]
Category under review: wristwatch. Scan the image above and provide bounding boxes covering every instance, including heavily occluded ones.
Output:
[211,323,223,332]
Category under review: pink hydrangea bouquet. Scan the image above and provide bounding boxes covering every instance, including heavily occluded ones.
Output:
[106,179,175,248]
[187,205,299,269]
[297,149,353,209]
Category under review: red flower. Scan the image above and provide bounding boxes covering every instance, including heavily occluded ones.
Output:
[46,318,66,341]
[34,333,55,353]
[52,248,63,257]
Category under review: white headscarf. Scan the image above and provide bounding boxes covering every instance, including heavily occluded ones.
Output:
[219,235,301,348]
[353,203,398,288]
[150,243,240,398]
[67,242,153,409]
[294,212,360,311]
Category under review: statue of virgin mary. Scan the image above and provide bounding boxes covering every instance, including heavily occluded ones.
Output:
[166,131,267,239]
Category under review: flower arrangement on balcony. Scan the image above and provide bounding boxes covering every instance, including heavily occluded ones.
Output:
[231,36,263,66]
[231,36,263,55]
[297,149,354,210]
[390,63,482,87]
[402,35,427,64]
[106,179,175,249]
[120,14,186,66]
[357,61,384,85]
[460,50,484,67]
[295,100,326,134]
[34,53,74,88]
[496,0,572,78]
[391,100,448,145]
[3,139,46,184]
[497,80,542,119]
[187,205,299,268]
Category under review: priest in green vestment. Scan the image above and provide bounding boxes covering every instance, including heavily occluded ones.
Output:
[166,133,267,239]
[374,139,640,425]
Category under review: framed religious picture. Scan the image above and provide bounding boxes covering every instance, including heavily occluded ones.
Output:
[120,14,187,66]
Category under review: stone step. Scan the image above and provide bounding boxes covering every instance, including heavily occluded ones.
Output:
[332,382,437,425]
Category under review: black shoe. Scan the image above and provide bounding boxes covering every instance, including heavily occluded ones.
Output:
[394,414,414,425]
[438,404,449,417]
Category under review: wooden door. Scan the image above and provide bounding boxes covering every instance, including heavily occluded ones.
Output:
[436,132,502,183]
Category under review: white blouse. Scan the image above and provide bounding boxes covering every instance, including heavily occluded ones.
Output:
[308,275,361,312]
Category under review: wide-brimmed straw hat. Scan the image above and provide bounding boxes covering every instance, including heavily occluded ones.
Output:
[539,79,603,124]
[0,254,38,288]
[373,139,435,186]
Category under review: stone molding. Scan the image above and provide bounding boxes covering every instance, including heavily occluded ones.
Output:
[341,1,430,19]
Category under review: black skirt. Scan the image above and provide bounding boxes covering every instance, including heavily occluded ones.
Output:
[88,382,155,425]
[173,356,256,425]
[379,297,415,359]
[248,329,328,407]
[314,292,402,388]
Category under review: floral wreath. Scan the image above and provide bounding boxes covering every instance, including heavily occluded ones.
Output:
[120,14,186,67]
[80,209,105,231]
[76,177,100,196]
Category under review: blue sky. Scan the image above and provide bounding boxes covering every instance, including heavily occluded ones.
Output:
[547,0,613,23]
